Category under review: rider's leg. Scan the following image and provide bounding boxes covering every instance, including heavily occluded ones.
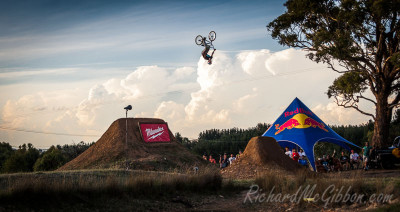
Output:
[211,49,216,57]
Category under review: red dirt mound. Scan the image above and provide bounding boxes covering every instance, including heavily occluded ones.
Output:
[222,136,303,179]
[59,118,204,171]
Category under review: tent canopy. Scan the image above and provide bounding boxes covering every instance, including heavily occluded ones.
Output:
[262,97,360,171]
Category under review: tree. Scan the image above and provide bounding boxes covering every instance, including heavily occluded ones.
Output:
[175,132,183,143]
[34,146,66,171]
[3,143,39,173]
[268,0,400,147]
[0,142,14,172]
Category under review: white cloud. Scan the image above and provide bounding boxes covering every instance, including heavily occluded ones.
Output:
[237,49,273,75]
[0,68,78,79]
[0,48,373,147]
[312,101,374,125]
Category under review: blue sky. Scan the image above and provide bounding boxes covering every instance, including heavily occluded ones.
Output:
[0,0,372,148]
[0,0,285,71]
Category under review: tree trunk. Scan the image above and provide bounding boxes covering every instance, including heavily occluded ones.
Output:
[372,95,391,148]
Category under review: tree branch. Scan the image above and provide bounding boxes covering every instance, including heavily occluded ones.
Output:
[359,93,377,105]
[333,96,375,119]
[326,61,348,73]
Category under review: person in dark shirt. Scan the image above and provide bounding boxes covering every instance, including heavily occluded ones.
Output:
[340,151,350,171]
[327,155,335,172]
[220,153,229,168]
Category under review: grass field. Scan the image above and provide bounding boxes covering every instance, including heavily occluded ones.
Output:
[0,169,399,211]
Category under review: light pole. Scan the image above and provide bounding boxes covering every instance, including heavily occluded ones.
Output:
[124,105,132,170]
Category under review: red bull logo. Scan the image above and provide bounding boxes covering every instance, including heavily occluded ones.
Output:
[275,119,300,135]
[275,113,328,135]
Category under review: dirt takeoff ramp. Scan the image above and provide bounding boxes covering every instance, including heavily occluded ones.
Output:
[221,136,303,179]
[59,118,203,171]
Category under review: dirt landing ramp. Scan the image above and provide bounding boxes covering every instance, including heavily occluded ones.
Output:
[59,118,203,171]
[221,136,303,179]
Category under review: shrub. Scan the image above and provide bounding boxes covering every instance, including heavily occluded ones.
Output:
[34,146,66,171]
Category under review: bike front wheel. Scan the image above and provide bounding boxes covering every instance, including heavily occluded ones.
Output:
[208,31,216,41]
[195,35,204,45]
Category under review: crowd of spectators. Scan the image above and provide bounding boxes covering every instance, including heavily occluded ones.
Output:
[202,150,243,169]
[301,142,373,172]
[284,147,308,167]
[284,142,376,172]
[202,142,375,172]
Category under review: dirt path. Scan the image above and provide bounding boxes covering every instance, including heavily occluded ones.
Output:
[190,190,264,211]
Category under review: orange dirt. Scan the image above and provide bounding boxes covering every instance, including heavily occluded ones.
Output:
[59,118,204,171]
[221,136,304,179]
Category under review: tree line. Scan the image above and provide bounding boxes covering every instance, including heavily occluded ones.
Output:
[176,123,271,158]
[0,141,94,173]
[177,109,400,158]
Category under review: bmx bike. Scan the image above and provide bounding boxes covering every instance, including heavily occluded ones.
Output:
[195,31,216,49]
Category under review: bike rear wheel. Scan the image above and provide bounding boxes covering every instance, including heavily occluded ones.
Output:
[208,31,216,41]
[195,35,203,45]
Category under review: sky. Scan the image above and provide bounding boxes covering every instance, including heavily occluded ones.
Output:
[0,0,374,148]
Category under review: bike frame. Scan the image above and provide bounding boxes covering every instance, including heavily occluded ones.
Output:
[202,38,215,50]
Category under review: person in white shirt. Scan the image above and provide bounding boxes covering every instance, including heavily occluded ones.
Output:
[228,154,236,164]
[284,147,292,158]
[299,149,306,159]
[350,149,360,169]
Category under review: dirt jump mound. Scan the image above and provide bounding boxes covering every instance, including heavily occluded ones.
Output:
[59,118,203,171]
[222,136,303,179]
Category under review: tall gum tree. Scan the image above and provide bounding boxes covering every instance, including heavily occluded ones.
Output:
[268,0,400,147]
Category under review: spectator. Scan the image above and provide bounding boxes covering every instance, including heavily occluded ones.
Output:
[284,147,292,158]
[228,154,236,165]
[327,155,335,172]
[362,142,372,171]
[220,153,229,168]
[322,156,329,172]
[299,149,306,159]
[340,151,350,171]
[349,149,360,169]
[292,149,300,162]
[316,158,326,172]
[202,153,208,161]
[298,149,307,166]
[236,150,243,159]
[209,155,216,164]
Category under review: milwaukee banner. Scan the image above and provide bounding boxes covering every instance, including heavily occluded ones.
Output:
[139,123,171,143]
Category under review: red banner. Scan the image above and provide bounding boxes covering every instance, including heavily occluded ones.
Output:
[139,123,171,143]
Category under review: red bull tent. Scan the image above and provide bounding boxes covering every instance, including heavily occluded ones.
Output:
[262,97,360,171]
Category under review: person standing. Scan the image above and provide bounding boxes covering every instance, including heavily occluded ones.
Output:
[362,142,372,171]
